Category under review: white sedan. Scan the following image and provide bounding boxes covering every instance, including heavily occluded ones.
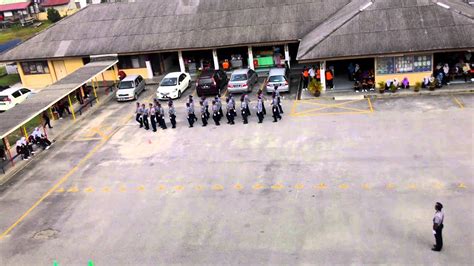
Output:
[156,72,191,100]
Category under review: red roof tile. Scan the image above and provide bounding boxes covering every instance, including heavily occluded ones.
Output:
[0,2,31,12]
[41,0,70,7]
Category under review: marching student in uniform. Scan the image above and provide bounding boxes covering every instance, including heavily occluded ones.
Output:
[32,127,52,149]
[200,100,208,127]
[241,97,248,124]
[243,94,251,116]
[168,100,177,129]
[157,102,167,130]
[141,103,150,130]
[212,100,220,126]
[188,95,198,123]
[226,97,235,125]
[149,103,157,132]
[186,102,195,128]
[229,94,237,118]
[257,90,267,115]
[271,93,282,122]
[274,86,283,113]
[215,95,223,120]
[202,96,210,118]
[256,97,264,124]
[135,102,143,128]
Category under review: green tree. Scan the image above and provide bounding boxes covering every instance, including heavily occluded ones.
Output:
[47,9,61,23]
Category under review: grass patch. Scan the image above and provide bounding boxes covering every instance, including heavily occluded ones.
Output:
[0,21,52,44]
[0,66,6,76]
[0,74,20,87]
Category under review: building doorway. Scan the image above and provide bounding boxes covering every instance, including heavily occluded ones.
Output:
[182,50,213,75]
[327,58,374,91]
[434,51,473,84]
[52,60,67,81]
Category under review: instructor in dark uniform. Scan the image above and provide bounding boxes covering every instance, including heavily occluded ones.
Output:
[432,202,444,252]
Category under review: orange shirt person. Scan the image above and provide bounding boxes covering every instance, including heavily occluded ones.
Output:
[222,59,230,70]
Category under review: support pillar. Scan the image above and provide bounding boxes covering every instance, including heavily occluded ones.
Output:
[178,51,185,73]
[3,137,14,167]
[320,61,326,92]
[248,46,255,70]
[68,94,76,121]
[92,79,99,103]
[22,126,28,139]
[145,60,153,78]
[284,44,290,69]
[212,49,219,70]
[111,65,118,86]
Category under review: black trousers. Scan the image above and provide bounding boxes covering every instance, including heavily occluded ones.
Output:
[201,114,208,126]
[246,106,251,116]
[136,114,143,128]
[257,111,264,123]
[44,118,53,129]
[170,115,176,128]
[327,79,334,89]
[434,225,443,251]
[187,115,195,127]
[272,107,281,122]
[213,113,220,125]
[142,115,149,130]
[158,115,167,129]
[278,98,283,113]
[242,110,248,124]
[226,111,234,124]
[262,104,266,115]
[150,115,157,132]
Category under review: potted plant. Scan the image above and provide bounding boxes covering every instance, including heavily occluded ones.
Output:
[308,79,322,97]
[390,83,397,93]
[377,81,386,94]
[414,82,421,92]
[429,79,437,91]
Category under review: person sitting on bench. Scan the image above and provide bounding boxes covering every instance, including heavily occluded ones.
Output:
[32,127,52,150]
[401,77,410,89]
[16,139,30,160]
[0,146,6,161]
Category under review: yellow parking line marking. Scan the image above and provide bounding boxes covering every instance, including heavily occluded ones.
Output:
[55,188,65,193]
[84,187,95,193]
[339,184,349,189]
[271,183,284,190]
[137,185,145,192]
[362,183,371,190]
[386,183,396,190]
[234,183,243,190]
[67,186,79,193]
[408,184,417,190]
[173,185,184,191]
[194,185,205,191]
[433,182,444,189]
[294,111,372,117]
[252,183,264,190]
[294,183,305,190]
[458,183,467,189]
[452,95,464,109]
[119,186,127,192]
[314,183,327,190]
[212,184,224,191]
[290,100,298,116]
[367,98,374,112]
[156,185,166,191]
[102,187,111,193]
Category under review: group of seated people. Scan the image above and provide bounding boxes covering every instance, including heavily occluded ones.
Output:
[384,77,411,90]
[353,69,375,92]
[15,127,52,161]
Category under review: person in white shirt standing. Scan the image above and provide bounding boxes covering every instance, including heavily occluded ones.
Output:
[432,202,444,252]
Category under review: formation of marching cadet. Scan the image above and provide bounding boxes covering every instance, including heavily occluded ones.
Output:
[135,86,284,130]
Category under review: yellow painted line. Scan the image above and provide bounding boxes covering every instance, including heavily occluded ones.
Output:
[137,185,145,192]
[55,188,65,193]
[0,108,137,239]
[386,183,396,190]
[84,187,95,193]
[408,184,417,190]
[452,95,464,109]
[271,183,284,190]
[194,185,205,191]
[298,99,364,106]
[367,98,374,113]
[234,183,243,190]
[57,138,104,142]
[252,183,264,190]
[156,185,166,191]
[314,183,327,190]
[362,183,371,190]
[338,183,349,189]
[458,183,467,189]
[173,185,184,191]
[433,182,444,189]
[294,183,305,190]
[293,106,334,116]
[102,187,111,193]
[119,186,127,192]
[212,184,224,191]
[290,100,298,116]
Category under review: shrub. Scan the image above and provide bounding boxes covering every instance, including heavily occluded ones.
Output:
[414,82,421,92]
[377,81,386,94]
[390,84,397,93]
[47,8,61,23]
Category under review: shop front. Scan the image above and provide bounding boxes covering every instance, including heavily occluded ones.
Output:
[375,54,433,88]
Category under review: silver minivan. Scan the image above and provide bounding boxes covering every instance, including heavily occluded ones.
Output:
[228,69,258,93]
[116,75,146,101]
[265,68,289,93]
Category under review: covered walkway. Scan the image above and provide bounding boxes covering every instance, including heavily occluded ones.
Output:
[0,58,118,171]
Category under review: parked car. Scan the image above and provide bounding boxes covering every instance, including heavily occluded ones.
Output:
[156,72,191,100]
[115,75,146,101]
[265,68,290,93]
[196,69,228,97]
[0,87,32,112]
[227,69,258,93]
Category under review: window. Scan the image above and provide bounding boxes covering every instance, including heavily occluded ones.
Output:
[179,74,185,82]
[12,91,21,98]
[21,61,50,75]
[20,88,30,94]
[118,56,146,69]
[377,55,432,74]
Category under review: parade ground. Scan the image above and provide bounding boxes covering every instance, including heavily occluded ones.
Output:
[0,84,472,265]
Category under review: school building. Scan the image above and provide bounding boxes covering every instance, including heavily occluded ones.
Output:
[0,0,473,91]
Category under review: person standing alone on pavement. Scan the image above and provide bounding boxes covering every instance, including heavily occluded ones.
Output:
[432,202,444,252]
[271,92,281,122]
[274,86,283,114]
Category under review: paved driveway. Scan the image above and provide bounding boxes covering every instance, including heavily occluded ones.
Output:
[0,91,472,265]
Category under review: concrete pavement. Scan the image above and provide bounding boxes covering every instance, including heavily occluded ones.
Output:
[0,89,472,265]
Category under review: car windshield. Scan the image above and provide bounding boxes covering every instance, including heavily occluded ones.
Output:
[198,78,213,85]
[119,81,134,90]
[160,78,178,86]
[231,74,247,81]
[269,75,286,83]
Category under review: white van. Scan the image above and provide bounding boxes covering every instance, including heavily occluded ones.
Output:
[116,75,146,101]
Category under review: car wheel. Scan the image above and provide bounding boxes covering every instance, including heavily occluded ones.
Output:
[178,90,182,98]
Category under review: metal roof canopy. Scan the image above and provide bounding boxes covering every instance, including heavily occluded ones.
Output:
[0,59,118,140]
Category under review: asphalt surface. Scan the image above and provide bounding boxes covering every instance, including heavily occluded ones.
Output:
[0,87,472,265]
